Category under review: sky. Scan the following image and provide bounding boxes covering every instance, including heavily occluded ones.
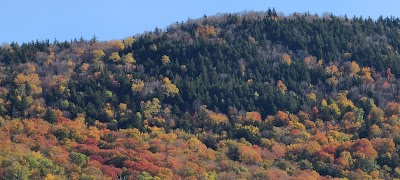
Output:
[1,0,400,44]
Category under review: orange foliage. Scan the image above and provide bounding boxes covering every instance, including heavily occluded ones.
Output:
[276,80,287,92]
[349,61,360,76]
[312,132,328,145]
[292,170,320,180]
[282,53,292,65]
[271,111,290,126]
[326,64,339,75]
[237,145,262,164]
[371,138,396,154]
[271,143,286,159]
[245,111,262,123]
[386,102,400,116]
[195,25,216,37]
[265,168,288,179]
[350,139,378,159]
[386,67,394,80]
[207,110,229,125]
[361,67,374,82]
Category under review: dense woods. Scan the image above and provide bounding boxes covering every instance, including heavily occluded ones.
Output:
[2,9,400,179]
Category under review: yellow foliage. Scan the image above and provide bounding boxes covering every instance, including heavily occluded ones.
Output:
[208,111,229,125]
[321,99,328,107]
[29,104,46,117]
[304,141,322,155]
[109,52,121,62]
[67,60,74,68]
[157,132,177,144]
[236,124,260,137]
[162,77,179,96]
[53,109,63,119]
[44,174,56,180]
[336,92,355,110]
[326,130,352,142]
[26,63,36,73]
[47,51,55,64]
[161,55,171,65]
[108,40,125,51]
[131,80,145,92]
[81,63,90,72]
[92,50,105,60]
[14,73,42,94]
[124,37,135,47]
[119,103,127,111]
[123,53,135,63]
[142,98,161,119]
[307,93,317,103]
[349,61,360,76]
[328,101,341,118]
[361,67,374,82]
[105,109,114,119]
[187,137,201,152]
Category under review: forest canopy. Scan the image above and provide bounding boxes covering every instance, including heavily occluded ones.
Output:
[1,9,400,179]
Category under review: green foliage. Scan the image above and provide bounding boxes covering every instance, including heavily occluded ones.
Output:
[137,171,153,180]
[44,108,57,123]
[69,152,88,167]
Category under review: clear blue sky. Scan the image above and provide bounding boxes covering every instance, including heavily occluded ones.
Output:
[1,0,399,44]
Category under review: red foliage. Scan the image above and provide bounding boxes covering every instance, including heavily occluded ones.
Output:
[76,144,100,156]
[84,138,99,146]
[89,155,104,164]
[316,151,334,163]
[123,160,159,175]
[313,106,319,116]
[350,139,378,159]
[322,144,337,154]
[101,165,122,179]
[165,156,183,171]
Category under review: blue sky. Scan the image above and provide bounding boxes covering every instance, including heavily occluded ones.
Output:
[1,0,399,44]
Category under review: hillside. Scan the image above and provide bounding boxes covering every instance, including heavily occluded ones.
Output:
[1,9,400,179]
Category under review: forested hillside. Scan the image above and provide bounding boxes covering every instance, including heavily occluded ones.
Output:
[1,9,400,179]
